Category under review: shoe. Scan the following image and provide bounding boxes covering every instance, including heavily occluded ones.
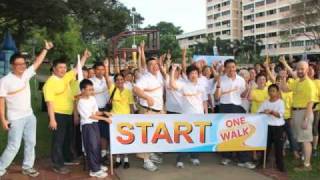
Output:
[190,158,200,166]
[150,153,163,164]
[123,162,130,169]
[90,170,108,178]
[114,161,122,168]
[64,160,80,166]
[22,168,40,177]
[52,166,70,174]
[237,162,256,169]
[101,165,108,172]
[294,164,312,172]
[143,161,158,172]
[0,170,6,177]
[176,162,184,168]
[221,158,232,166]
[312,150,318,157]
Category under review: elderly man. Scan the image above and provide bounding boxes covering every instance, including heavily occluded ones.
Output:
[0,41,53,177]
[280,60,317,171]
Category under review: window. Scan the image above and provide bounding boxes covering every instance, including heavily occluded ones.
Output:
[244,3,254,10]
[292,41,304,47]
[256,1,265,7]
[280,42,290,48]
[221,20,230,26]
[256,23,265,28]
[221,10,230,16]
[215,32,221,36]
[267,32,277,37]
[222,1,230,6]
[244,15,254,20]
[214,4,221,9]
[207,24,213,28]
[244,25,254,30]
[214,13,220,19]
[279,18,290,25]
[256,34,266,39]
[279,30,290,36]
[207,15,213,20]
[268,44,277,49]
[267,9,277,15]
[244,36,255,41]
[279,6,290,12]
[292,28,304,34]
[267,21,277,26]
[215,22,221,27]
[306,40,314,46]
[256,12,265,18]
[222,30,230,35]
[266,0,276,4]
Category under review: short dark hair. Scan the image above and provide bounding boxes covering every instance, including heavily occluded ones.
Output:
[186,65,199,76]
[82,66,88,71]
[10,53,25,64]
[268,84,280,92]
[146,57,157,64]
[93,61,104,69]
[255,73,267,82]
[52,59,67,68]
[224,59,236,67]
[113,73,124,82]
[80,79,93,90]
[168,65,181,72]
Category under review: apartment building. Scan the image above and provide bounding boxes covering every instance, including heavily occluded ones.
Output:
[176,29,208,48]
[177,0,320,56]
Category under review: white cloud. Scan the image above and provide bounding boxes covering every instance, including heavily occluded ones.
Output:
[118,0,206,33]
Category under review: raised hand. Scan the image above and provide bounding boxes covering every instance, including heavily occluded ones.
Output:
[140,40,145,49]
[104,58,109,67]
[279,55,287,64]
[166,50,172,60]
[44,40,54,50]
[83,49,92,59]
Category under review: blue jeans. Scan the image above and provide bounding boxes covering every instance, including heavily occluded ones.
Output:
[0,114,37,174]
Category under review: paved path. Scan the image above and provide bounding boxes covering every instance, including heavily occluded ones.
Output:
[0,153,283,180]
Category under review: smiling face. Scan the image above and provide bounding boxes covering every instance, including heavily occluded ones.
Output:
[225,62,237,78]
[11,57,27,76]
[82,84,95,96]
[115,74,125,89]
[147,59,159,75]
[53,63,67,78]
[296,61,309,79]
[94,65,105,78]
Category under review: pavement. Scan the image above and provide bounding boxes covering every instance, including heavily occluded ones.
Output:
[0,153,289,180]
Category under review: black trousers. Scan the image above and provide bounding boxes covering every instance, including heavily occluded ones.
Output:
[51,113,74,168]
[218,104,252,163]
[82,123,102,172]
[266,125,285,172]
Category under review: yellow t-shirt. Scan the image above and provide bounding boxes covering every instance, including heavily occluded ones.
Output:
[250,87,269,113]
[70,80,80,100]
[313,79,320,110]
[43,70,76,115]
[289,78,318,108]
[281,91,293,119]
[266,80,272,87]
[109,84,134,114]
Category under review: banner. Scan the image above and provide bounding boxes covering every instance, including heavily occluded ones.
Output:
[110,114,269,154]
[192,55,234,66]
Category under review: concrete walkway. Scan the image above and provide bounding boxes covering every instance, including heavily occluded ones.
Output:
[0,153,282,180]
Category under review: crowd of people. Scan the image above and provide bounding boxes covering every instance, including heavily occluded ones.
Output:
[0,40,319,178]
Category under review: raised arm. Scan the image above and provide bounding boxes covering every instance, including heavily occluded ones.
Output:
[279,56,297,79]
[103,58,113,89]
[137,46,142,72]
[74,49,91,74]
[114,56,120,74]
[169,64,179,90]
[140,41,146,70]
[263,60,276,83]
[32,40,54,71]
[181,48,187,74]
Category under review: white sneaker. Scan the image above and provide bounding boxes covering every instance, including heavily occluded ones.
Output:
[150,153,163,164]
[101,165,108,172]
[221,158,232,166]
[143,161,158,172]
[89,170,108,178]
[237,162,256,169]
[176,162,184,168]
[190,158,200,166]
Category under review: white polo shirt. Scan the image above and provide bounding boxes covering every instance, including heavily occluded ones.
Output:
[178,80,207,114]
[219,74,246,106]
[135,71,164,111]
[77,96,99,125]
[198,75,210,95]
[165,76,185,113]
[0,66,36,120]
[89,76,109,109]
[258,99,285,126]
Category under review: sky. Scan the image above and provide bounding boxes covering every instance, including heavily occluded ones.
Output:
[118,0,206,33]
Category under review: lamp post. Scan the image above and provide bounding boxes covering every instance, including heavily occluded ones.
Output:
[131,7,137,49]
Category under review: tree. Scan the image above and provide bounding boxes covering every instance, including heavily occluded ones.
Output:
[284,0,320,47]
[146,22,183,58]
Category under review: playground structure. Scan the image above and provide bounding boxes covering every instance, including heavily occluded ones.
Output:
[111,29,160,67]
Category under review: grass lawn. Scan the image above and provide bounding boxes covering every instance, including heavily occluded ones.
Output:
[0,76,319,180]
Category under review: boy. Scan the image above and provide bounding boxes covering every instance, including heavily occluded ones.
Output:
[77,79,112,178]
[258,84,286,172]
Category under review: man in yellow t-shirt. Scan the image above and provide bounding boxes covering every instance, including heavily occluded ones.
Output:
[280,61,317,171]
[43,50,90,174]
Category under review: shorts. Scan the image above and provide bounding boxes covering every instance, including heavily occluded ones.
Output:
[292,109,314,142]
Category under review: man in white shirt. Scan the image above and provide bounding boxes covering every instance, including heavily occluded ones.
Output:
[214,59,256,169]
[0,41,53,177]
[133,57,164,171]
[89,61,109,159]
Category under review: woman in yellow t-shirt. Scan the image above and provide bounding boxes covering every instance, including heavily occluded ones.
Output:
[308,64,320,156]
[249,73,269,113]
